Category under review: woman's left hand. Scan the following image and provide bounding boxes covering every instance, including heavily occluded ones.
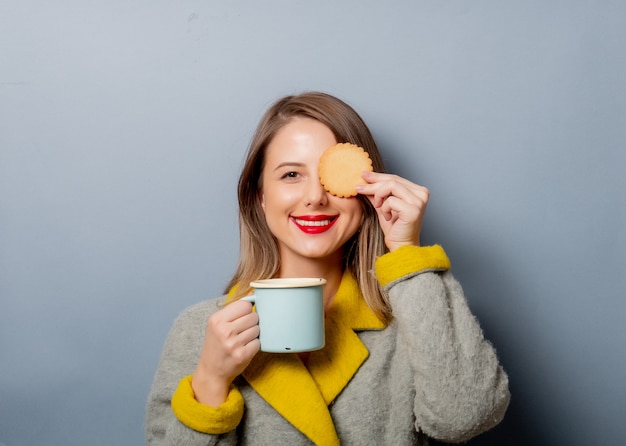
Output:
[356,171,429,251]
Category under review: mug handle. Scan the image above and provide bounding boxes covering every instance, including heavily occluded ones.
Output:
[241,295,255,304]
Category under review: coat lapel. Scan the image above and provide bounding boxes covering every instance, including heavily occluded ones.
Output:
[243,351,338,445]
[307,273,386,405]
[241,273,386,445]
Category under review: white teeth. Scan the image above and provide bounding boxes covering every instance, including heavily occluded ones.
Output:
[294,218,331,227]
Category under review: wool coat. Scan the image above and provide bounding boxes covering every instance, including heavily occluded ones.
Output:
[146,245,510,445]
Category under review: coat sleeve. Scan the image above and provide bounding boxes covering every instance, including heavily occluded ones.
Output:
[376,245,510,443]
[145,299,240,446]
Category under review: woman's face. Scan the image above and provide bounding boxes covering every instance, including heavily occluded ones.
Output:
[260,117,363,269]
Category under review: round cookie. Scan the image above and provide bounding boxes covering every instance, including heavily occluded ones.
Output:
[319,143,373,197]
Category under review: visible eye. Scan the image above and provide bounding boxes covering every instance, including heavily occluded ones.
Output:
[280,171,300,180]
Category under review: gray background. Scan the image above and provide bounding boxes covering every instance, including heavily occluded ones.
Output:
[1,1,624,445]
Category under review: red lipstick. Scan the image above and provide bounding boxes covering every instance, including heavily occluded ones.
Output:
[291,215,338,234]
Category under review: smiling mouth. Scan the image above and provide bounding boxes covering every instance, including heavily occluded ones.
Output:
[291,216,338,234]
[293,218,334,226]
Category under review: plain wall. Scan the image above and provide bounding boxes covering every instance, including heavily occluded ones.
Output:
[1,1,624,445]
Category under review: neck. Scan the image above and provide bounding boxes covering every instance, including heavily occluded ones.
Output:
[276,255,344,312]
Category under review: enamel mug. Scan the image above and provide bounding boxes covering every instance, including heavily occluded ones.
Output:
[243,278,326,353]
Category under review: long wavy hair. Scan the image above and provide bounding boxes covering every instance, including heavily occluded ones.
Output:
[225,91,392,323]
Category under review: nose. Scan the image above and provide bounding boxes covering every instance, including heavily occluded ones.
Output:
[306,178,328,208]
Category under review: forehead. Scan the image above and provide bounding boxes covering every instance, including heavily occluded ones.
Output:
[266,117,337,161]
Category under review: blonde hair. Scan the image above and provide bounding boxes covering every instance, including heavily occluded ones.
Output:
[225,92,392,323]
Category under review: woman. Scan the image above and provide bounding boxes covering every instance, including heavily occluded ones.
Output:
[146,92,510,445]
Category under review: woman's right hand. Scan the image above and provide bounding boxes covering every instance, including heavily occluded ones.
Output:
[191,299,260,406]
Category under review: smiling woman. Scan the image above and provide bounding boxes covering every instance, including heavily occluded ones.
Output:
[260,117,364,273]
[145,92,510,445]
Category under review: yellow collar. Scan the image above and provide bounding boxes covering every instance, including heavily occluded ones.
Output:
[240,272,386,445]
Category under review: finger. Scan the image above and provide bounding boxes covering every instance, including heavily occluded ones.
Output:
[358,173,429,208]
[207,303,255,343]
[360,171,425,192]
[233,324,261,360]
[230,311,259,335]
[241,337,261,357]
[217,314,259,353]
[238,323,261,345]
[376,182,428,206]
[222,299,254,321]
[368,186,427,221]
[377,196,417,222]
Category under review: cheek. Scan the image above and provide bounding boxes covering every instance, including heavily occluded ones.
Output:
[264,186,301,210]
[340,199,365,230]
[346,197,364,217]
[350,211,364,234]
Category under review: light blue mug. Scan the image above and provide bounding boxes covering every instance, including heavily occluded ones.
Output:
[243,278,326,353]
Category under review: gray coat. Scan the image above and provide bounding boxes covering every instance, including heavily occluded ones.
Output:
[146,256,510,445]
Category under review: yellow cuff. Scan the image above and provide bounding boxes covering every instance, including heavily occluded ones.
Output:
[171,376,244,434]
[375,245,451,287]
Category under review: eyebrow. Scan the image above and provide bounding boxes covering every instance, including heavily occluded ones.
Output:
[273,162,306,172]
